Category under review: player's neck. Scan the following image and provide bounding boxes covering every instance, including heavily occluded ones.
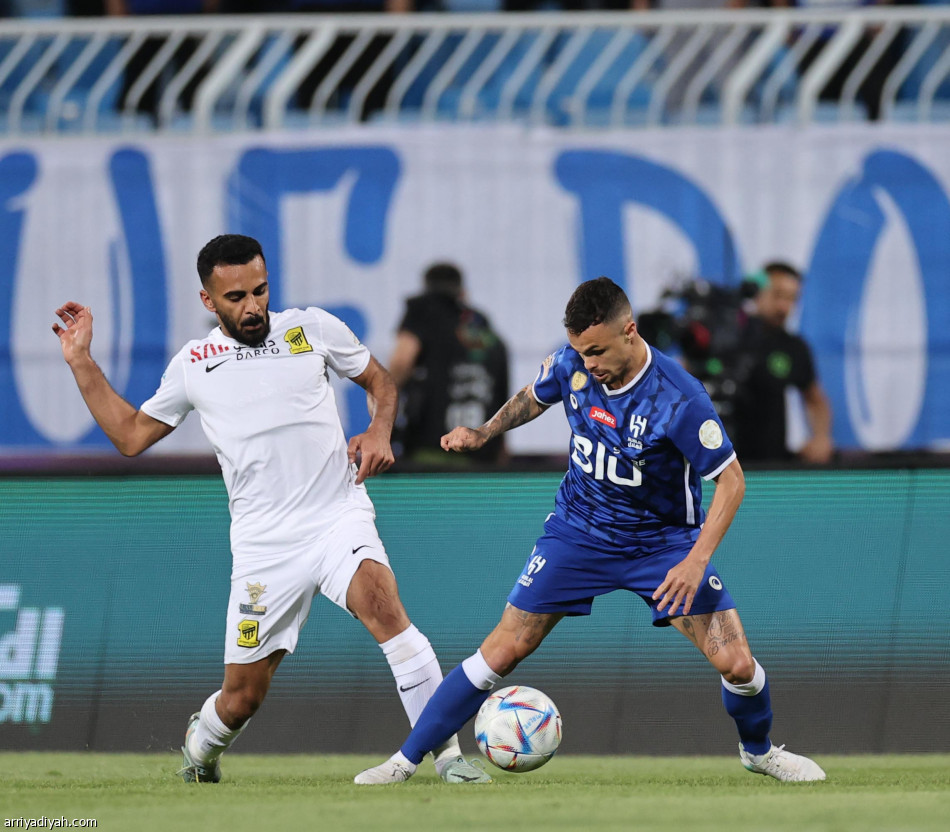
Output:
[611,338,649,390]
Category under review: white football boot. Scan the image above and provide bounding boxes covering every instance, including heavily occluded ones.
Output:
[354,753,417,785]
[179,712,221,784]
[739,743,826,782]
[436,756,492,784]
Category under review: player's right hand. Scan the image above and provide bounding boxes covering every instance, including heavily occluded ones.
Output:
[52,302,94,365]
[441,426,488,453]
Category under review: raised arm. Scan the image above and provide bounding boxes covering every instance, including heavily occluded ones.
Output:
[441,383,549,454]
[348,355,398,484]
[52,302,174,456]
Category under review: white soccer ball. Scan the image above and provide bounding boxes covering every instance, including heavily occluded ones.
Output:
[474,685,562,772]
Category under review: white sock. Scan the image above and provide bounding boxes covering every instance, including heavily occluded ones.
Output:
[461,649,504,691]
[187,691,248,765]
[721,659,767,696]
[380,624,462,764]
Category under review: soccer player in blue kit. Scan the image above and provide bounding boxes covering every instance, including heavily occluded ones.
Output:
[356,276,825,785]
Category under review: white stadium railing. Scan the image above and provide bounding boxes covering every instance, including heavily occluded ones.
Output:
[0,8,949,135]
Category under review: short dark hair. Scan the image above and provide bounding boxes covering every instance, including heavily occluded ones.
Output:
[562,276,631,335]
[762,260,802,282]
[423,262,463,298]
[197,235,265,285]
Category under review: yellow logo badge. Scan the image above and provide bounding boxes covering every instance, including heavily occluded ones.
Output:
[237,619,260,648]
[570,371,588,391]
[284,326,313,355]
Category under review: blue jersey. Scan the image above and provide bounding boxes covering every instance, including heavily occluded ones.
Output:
[532,344,736,548]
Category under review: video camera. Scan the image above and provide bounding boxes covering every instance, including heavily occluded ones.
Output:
[637,278,761,433]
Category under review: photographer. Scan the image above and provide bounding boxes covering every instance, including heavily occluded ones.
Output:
[388,263,510,467]
[732,262,833,465]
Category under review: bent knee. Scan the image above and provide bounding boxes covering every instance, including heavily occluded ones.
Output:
[721,655,757,686]
[219,687,266,724]
[481,642,535,677]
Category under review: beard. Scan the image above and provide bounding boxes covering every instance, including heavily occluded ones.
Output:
[220,309,271,347]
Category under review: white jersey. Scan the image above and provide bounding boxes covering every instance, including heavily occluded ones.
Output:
[141,307,374,558]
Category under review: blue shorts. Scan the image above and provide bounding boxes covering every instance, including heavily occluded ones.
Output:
[506,514,736,626]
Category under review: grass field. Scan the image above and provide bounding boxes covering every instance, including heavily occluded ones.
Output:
[2,753,948,832]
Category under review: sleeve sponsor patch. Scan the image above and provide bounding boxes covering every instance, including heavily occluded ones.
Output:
[699,419,723,450]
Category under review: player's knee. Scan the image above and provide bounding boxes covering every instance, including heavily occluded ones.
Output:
[483,643,529,677]
[354,593,411,641]
[721,655,756,686]
[219,686,266,724]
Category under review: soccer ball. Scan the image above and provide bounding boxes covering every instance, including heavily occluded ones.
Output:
[474,685,562,772]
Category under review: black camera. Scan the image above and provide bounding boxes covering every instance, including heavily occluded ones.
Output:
[638,278,760,434]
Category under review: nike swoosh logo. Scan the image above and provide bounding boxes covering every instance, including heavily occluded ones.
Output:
[352,544,370,555]
[399,679,429,693]
[205,359,231,373]
[453,774,482,782]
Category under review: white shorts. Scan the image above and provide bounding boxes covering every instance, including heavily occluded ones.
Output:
[223,508,392,665]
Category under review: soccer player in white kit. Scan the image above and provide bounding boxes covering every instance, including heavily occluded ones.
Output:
[52,234,490,785]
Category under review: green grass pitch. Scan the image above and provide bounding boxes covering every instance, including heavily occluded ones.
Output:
[2,753,948,832]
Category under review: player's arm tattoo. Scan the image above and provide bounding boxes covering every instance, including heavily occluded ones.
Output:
[481,386,548,440]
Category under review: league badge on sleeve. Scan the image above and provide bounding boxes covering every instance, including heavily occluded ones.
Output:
[570,371,588,391]
[699,419,724,450]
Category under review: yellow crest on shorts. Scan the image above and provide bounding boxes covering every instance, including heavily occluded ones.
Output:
[237,619,260,648]
[570,371,588,391]
[284,326,313,355]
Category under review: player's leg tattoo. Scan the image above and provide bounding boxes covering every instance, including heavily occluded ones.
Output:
[505,604,562,650]
[671,610,776,758]
[704,610,747,659]
[671,609,750,677]
[480,604,563,675]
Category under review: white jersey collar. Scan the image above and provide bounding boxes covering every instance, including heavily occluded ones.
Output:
[603,344,653,397]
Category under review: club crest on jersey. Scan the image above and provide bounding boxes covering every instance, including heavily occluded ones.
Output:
[284,326,313,355]
[627,414,648,449]
[589,406,617,429]
[570,371,588,391]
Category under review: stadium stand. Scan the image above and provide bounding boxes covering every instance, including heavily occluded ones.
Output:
[0,8,949,133]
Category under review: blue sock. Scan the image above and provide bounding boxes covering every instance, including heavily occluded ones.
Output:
[400,664,491,765]
[722,678,772,756]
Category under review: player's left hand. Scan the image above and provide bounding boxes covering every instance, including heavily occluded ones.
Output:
[653,558,706,617]
[347,429,395,484]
